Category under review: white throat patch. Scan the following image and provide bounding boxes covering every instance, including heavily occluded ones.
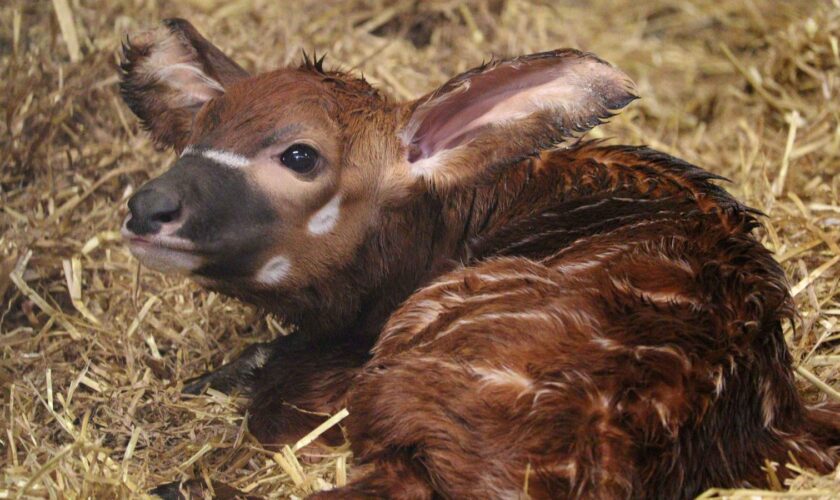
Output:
[182,146,250,169]
[255,255,291,286]
[307,194,342,235]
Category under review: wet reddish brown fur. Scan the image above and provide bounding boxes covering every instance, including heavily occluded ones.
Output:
[240,143,840,498]
[119,20,840,499]
[303,145,840,499]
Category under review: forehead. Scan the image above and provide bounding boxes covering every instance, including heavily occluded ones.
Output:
[190,69,339,153]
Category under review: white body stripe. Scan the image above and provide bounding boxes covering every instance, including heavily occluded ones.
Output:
[308,194,342,235]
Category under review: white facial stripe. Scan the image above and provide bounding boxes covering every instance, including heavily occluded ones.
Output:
[307,194,342,235]
[180,146,251,169]
[201,149,251,168]
[255,255,291,286]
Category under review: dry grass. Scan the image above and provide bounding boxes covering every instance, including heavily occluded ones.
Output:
[1,0,839,498]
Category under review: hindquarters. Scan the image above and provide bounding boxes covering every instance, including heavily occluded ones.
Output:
[320,219,839,499]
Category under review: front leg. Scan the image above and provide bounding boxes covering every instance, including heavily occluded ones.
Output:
[181,334,369,445]
[152,336,369,498]
[247,337,370,447]
[182,341,273,395]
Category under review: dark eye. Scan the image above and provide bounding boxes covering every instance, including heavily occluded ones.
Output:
[279,144,319,174]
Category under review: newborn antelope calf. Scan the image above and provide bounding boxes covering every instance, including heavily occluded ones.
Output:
[119,19,840,499]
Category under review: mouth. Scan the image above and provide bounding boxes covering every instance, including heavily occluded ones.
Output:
[121,220,204,274]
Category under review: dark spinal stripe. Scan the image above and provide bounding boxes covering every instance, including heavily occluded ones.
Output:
[472,195,702,259]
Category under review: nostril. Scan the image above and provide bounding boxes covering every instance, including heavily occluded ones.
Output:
[154,205,180,224]
[127,188,182,235]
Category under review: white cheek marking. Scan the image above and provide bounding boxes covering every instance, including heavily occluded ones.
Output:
[255,256,291,286]
[307,194,342,235]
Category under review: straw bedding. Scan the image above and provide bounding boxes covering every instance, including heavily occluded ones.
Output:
[1,0,839,497]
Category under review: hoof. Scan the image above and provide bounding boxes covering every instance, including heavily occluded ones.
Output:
[149,479,262,499]
[181,372,214,395]
[149,480,189,500]
[180,342,273,396]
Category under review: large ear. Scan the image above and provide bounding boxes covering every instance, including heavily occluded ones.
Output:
[398,49,636,190]
[119,18,249,152]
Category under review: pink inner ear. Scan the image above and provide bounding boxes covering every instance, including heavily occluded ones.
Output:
[405,52,636,163]
[155,63,225,107]
[409,63,560,161]
[143,31,226,108]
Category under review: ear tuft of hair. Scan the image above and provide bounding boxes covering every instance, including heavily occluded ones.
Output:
[119,32,163,144]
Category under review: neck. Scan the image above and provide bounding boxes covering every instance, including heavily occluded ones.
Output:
[221,192,452,344]
[229,150,585,341]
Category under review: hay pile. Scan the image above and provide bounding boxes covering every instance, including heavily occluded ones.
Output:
[1,0,839,497]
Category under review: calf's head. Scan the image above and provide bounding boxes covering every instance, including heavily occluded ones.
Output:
[120,19,636,293]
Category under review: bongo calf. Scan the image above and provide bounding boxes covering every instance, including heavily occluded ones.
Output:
[119,19,840,499]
